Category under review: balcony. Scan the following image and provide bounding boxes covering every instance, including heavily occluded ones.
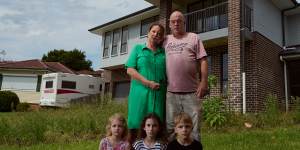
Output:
[185,2,252,34]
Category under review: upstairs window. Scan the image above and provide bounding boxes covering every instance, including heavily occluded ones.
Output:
[140,16,159,37]
[207,56,212,75]
[111,29,120,56]
[120,26,128,54]
[103,32,111,58]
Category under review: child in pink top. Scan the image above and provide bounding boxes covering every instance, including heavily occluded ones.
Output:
[99,113,128,150]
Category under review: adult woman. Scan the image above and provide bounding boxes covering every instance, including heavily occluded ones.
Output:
[125,23,166,145]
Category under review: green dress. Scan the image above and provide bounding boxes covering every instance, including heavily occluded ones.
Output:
[125,44,167,129]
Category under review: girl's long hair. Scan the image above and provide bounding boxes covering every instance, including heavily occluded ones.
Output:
[148,23,165,47]
[105,113,128,139]
[138,113,166,141]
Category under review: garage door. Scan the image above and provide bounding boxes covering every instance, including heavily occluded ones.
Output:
[2,75,37,91]
[113,81,130,99]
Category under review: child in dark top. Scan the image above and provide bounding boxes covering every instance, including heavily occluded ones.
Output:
[166,112,203,150]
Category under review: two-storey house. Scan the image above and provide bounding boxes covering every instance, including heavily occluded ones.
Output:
[89,0,300,112]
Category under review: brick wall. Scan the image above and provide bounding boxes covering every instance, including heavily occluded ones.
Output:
[159,0,172,34]
[228,0,242,112]
[245,32,285,112]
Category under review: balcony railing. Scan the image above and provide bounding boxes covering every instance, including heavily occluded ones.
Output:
[185,2,252,34]
[244,5,253,31]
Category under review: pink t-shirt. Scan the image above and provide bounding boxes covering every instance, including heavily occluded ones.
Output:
[164,32,207,92]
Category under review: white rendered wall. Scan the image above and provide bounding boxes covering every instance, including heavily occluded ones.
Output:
[253,0,283,46]
[100,22,147,68]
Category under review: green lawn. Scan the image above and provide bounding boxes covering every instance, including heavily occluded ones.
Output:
[1,125,299,150]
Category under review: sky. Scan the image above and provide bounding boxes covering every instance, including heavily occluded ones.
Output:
[0,0,151,70]
[1,0,299,70]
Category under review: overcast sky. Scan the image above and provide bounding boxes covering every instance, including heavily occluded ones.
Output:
[1,0,299,70]
[0,0,151,70]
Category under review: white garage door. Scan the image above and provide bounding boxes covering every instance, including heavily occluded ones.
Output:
[2,75,37,91]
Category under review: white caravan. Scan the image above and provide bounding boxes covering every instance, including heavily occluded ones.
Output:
[40,73,102,107]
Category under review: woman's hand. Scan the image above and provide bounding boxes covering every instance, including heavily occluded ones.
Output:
[147,81,160,90]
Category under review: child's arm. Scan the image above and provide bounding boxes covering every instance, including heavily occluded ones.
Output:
[99,138,107,150]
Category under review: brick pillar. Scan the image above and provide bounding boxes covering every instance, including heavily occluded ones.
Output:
[159,0,172,34]
[228,0,242,112]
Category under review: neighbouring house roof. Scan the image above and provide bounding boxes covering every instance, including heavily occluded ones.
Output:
[44,62,75,74]
[0,59,75,74]
[76,69,103,77]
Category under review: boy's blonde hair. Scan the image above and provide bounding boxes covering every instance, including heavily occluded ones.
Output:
[105,113,128,139]
[174,112,193,127]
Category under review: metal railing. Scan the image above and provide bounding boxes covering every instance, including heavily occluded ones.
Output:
[185,2,253,33]
[244,5,253,31]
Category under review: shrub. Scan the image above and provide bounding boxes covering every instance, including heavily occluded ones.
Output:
[207,75,217,96]
[0,91,20,112]
[16,103,31,112]
[291,96,300,123]
[203,96,227,128]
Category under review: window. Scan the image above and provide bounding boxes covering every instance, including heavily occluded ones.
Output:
[104,82,110,94]
[103,32,111,58]
[99,84,102,91]
[140,16,159,36]
[89,84,94,89]
[120,26,128,54]
[45,81,53,89]
[207,56,212,75]
[113,81,130,99]
[111,29,120,56]
[222,53,228,95]
[61,81,76,89]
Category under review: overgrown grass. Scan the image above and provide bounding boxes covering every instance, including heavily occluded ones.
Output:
[1,126,299,150]
[0,101,127,146]
[1,95,300,149]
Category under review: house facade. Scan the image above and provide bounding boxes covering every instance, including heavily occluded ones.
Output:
[89,0,300,112]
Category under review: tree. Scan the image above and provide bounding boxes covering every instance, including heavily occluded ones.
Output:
[42,49,92,71]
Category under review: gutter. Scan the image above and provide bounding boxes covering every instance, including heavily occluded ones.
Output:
[280,1,300,112]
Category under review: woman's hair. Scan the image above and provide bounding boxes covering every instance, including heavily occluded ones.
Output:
[148,23,165,37]
[105,113,128,139]
[148,23,165,46]
[138,113,165,140]
[174,112,193,127]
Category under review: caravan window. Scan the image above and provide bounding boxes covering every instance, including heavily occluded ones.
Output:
[45,81,53,89]
[61,81,76,89]
[89,84,94,89]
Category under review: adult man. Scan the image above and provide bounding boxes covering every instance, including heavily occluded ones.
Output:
[164,11,208,141]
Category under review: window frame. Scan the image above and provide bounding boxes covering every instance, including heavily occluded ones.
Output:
[120,26,128,55]
[221,53,228,96]
[111,29,120,57]
[45,81,53,89]
[61,80,76,89]
[103,31,111,59]
[140,15,159,37]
